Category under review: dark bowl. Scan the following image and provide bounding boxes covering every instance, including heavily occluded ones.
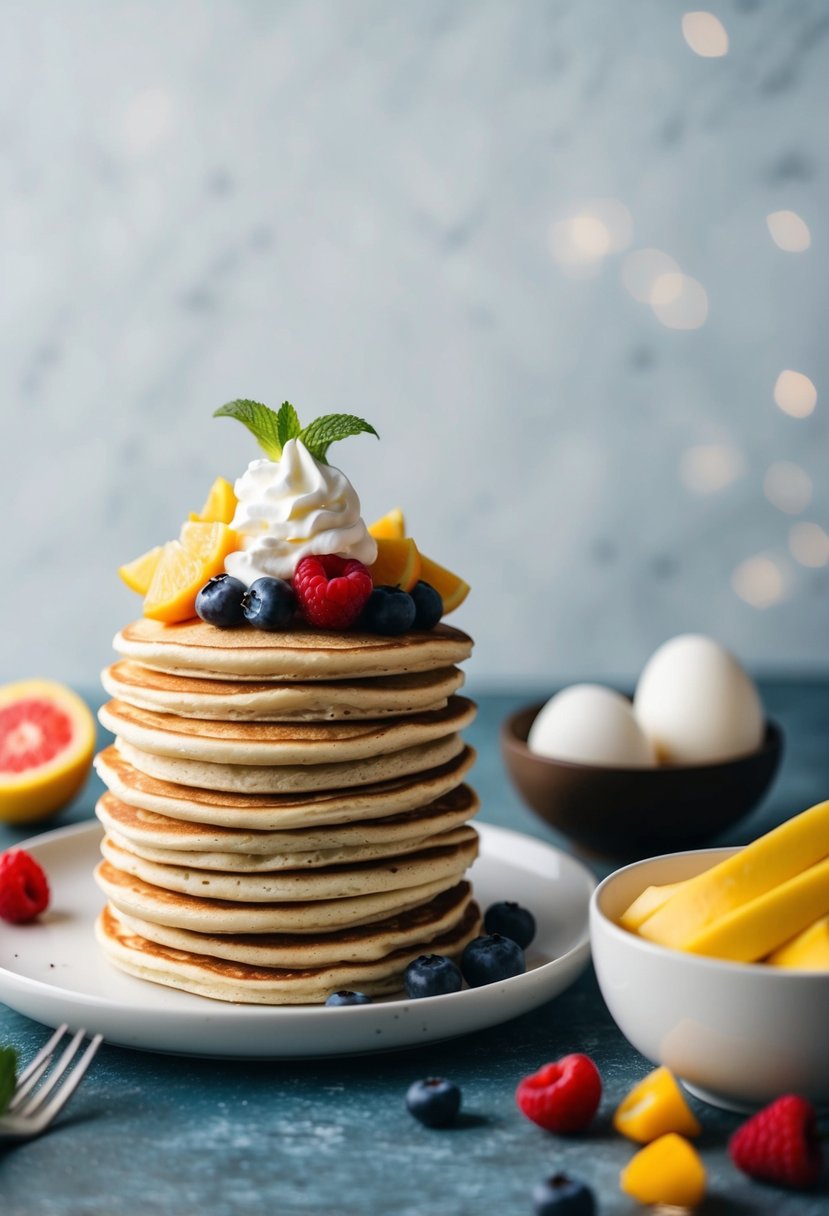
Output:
[501,701,784,860]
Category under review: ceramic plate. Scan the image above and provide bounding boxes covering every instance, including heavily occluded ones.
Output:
[0,820,595,1057]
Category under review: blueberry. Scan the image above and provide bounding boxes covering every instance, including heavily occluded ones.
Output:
[242,577,296,630]
[410,581,443,630]
[195,574,247,628]
[532,1173,596,1216]
[483,901,536,950]
[360,586,416,635]
[324,990,372,1007]
[405,1078,461,1128]
[460,934,525,988]
[403,954,463,999]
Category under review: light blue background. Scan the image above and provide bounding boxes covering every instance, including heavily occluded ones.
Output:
[2,0,827,688]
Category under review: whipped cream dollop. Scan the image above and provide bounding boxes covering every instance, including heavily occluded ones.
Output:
[224,438,377,585]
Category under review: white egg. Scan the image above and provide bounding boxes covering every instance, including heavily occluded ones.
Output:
[634,634,764,765]
[527,684,657,768]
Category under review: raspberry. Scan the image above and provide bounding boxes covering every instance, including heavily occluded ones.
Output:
[293,555,372,629]
[516,1054,602,1134]
[0,849,50,923]
[728,1094,822,1190]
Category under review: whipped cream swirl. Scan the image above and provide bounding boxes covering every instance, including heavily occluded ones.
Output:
[224,438,377,585]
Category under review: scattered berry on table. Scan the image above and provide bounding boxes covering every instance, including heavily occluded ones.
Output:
[403,954,463,999]
[460,933,525,987]
[293,556,373,629]
[324,990,373,1007]
[0,849,50,923]
[483,900,536,949]
[532,1173,596,1216]
[410,581,443,630]
[242,577,296,630]
[728,1094,822,1190]
[516,1054,602,1135]
[406,1077,462,1128]
[195,574,247,627]
[360,586,416,635]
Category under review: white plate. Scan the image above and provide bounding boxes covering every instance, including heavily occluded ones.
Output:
[0,820,595,1058]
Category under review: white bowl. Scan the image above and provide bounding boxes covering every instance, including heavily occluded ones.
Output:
[590,847,829,1111]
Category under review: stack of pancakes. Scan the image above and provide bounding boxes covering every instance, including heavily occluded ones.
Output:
[93,617,481,1003]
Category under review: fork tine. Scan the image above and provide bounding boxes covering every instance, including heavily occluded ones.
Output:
[8,1024,70,1111]
[19,1029,87,1118]
[27,1034,102,1132]
[14,1024,69,1088]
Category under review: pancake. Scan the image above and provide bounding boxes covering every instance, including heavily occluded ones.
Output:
[99,829,479,902]
[98,696,476,766]
[101,660,464,721]
[108,881,476,967]
[94,785,479,858]
[114,732,466,794]
[96,900,482,1004]
[95,858,465,933]
[114,618,474,680]
[93,744,476,829]
[103,821,476,873]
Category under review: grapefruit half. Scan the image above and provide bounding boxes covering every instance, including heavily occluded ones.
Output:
[0,680,96,824]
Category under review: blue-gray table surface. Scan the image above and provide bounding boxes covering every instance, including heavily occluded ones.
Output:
[1,680,828,1215]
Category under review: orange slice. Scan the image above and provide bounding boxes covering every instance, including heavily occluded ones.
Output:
[368,537,421,592]
[118,545,163,596]
[369,508,406,541]
[144,523,240,623]
[418,552,470,614]
[0,680,96,824]
[189,476,237,525]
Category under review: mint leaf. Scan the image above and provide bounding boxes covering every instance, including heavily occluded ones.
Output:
[276,401,302,450]
[0,1046,17,1115]
[214,400,283,460]
[298,415,379,464]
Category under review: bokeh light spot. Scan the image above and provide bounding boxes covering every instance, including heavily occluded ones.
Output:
[766,210,811,253]
[622,249,680,302]
[774,370,817,418]
[651,274,708,329]
[682,11,729,57]
[789,522,829,568]
[680,444,744,494]
[731,555,786,608]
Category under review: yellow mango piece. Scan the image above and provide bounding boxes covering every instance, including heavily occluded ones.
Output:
[684,855,829,962]
[418,552,470,614]
[368,537,421,592]
[144,524,240,623]
[118,545,163,596]
[637,800,829,949]
[767,914,829,970]
[620,1133,706,1208]
[368,508,406,540]
[619,880,687,933]
[190,476,237,525]
[613,1066,701,1143]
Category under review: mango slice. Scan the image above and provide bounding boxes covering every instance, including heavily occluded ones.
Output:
[620,1133,706,1207]
[368,508,406,540]
[618,880,687,933]
[118,545,163,596]
[636,800,829,950]
[144,524,240,623]
[368,537,421,592]
[683,855,829,963]
[613,1066,701,1143]
[767,914,829,970]
[189,476,237,525]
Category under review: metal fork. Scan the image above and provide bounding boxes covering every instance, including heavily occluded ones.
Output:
[0,1023,103,1141]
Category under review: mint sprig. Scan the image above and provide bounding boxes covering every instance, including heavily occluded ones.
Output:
[0,1046,17,1115]
[214,400,378,464]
